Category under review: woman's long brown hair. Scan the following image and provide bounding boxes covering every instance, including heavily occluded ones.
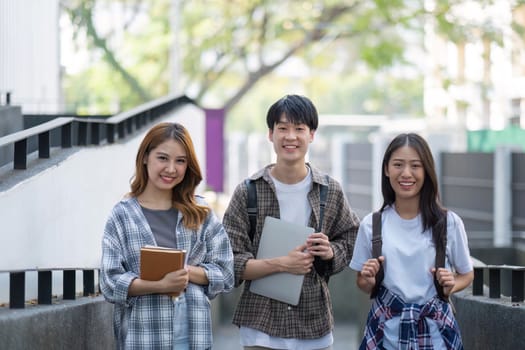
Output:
[130,122,209,230]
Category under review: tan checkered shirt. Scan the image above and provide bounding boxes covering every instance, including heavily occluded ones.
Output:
[223,164,360,339]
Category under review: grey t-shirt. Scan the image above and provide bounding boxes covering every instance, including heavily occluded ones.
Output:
[140,206,178,248]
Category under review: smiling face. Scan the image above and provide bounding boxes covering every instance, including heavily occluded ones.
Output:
[269,114,314,165]
[143,139,188,195]
[385,145,425,204]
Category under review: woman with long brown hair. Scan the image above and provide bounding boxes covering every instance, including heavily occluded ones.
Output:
[101,122,234,349]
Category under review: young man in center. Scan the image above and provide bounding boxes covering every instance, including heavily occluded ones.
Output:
[223,94,360,350]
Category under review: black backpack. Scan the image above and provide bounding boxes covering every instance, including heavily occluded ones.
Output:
[244,177,330,281]
[370,210,449,302]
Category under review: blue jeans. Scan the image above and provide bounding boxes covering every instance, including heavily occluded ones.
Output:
[173,295,189,349]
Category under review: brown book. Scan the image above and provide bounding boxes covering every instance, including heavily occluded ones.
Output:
[139,245,186,297]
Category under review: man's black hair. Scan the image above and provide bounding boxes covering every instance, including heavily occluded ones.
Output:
[266,94,318,130]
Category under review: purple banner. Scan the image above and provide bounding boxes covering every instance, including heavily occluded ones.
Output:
[204,108,224,192]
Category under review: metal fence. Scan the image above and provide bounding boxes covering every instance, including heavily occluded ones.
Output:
[309,140,525,249]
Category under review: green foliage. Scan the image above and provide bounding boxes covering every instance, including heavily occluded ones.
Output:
[63,0,429,116]
[313,72,424,117]
[432,0,508,46]
[359,40,405,70]
[62,0,171,113]
[226,68,424,133]
[61,0,522,130]
[63,61,142,114]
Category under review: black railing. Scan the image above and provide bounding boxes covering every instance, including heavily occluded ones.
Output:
[0,117,74,169]
[0,94,195,170]
[2,268,99,309]
[0,91,12,105]
[76,94,193,146]
[472,264,525,303]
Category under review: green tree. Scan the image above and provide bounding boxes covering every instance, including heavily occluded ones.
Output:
[61,0,524,124]
[62,0,171,112]
[61,0,420,115]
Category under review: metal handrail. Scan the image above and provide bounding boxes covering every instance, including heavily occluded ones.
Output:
[0,94,195,169]
[74,94,194,145]
[0,117,74,169]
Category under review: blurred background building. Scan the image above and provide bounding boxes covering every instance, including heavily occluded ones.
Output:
[0,0,62,114]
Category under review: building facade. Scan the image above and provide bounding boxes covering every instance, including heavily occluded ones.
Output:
[0,0,62,113]
[424,0,525,131]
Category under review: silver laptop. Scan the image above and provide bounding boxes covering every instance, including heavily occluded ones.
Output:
[249,216,314,305]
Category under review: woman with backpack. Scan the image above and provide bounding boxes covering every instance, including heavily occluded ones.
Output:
[349,133,473,349]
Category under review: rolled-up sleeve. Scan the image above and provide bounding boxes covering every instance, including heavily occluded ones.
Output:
[200,211,234,299]
[100,212,139,307]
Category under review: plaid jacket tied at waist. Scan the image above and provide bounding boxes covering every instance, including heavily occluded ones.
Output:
[361,286,464,350]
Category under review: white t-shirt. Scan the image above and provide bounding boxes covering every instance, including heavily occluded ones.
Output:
[240,168,333,349]
[349,205,473,349]
[272,168,312,226]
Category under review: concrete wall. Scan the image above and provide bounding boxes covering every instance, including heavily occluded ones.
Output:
[0,103,206,303]
[0,297,114,350]
[0,285,523,349]
[454,293,525,349]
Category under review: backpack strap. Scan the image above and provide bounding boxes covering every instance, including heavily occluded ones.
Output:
[245,179,257,242]
[313,175,330,282]
[433,212,448,302]
[245,175,329,241]
[369,210,449,302]
[317,175,329,232]
[370,211,384,299]
[371,211,383,259]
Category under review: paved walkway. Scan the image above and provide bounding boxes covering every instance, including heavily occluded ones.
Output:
[212,322,360,349]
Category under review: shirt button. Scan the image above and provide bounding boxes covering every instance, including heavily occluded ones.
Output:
[287,306,292,310]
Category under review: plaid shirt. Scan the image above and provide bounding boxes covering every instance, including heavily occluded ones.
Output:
[222,164,360,339]
[100,196,234,349]
[361,287,463,350]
